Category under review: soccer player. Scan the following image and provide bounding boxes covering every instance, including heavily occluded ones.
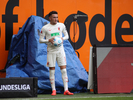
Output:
[39,11,74,96]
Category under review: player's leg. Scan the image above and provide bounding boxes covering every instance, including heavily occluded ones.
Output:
[60,66,73,95]
[47,53,56,96]
[60,66,68,91]
[57,50,73,95]
[49,67,56,96]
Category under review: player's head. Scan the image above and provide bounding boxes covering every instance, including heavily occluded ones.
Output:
[48,11,58,25]
[48,11,58,17]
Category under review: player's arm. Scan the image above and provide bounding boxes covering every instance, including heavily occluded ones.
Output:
[62,24,69,40]
[39,28,49,43]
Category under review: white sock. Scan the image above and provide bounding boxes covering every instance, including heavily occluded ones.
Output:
[61,68,68,91]
[49,70,56,91]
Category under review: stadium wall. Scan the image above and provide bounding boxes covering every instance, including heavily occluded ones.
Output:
[0,0,133,75]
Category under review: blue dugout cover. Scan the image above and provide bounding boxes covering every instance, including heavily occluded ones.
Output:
[5,15,88,94]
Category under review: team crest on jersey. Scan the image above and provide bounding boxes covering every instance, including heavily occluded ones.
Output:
[58,27,60,31]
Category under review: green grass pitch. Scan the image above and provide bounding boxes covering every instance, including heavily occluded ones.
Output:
[1,92,133,100]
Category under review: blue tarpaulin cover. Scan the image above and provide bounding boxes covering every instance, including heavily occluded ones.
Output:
[5,15,88,94]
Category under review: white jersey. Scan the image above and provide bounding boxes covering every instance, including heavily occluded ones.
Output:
[39,22,69,53]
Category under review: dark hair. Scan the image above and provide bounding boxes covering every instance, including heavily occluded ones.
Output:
[48,11,58,17]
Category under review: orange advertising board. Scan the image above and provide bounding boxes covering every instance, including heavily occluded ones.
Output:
[0,0,133,73]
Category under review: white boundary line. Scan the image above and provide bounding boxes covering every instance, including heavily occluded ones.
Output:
[3,95,133,100]
[38,96,133,100]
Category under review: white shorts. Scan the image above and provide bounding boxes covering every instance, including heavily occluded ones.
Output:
[46,49,66,67]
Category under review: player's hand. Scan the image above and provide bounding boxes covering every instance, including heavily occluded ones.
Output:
[48,38,54,44]
[61,37,63,43]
